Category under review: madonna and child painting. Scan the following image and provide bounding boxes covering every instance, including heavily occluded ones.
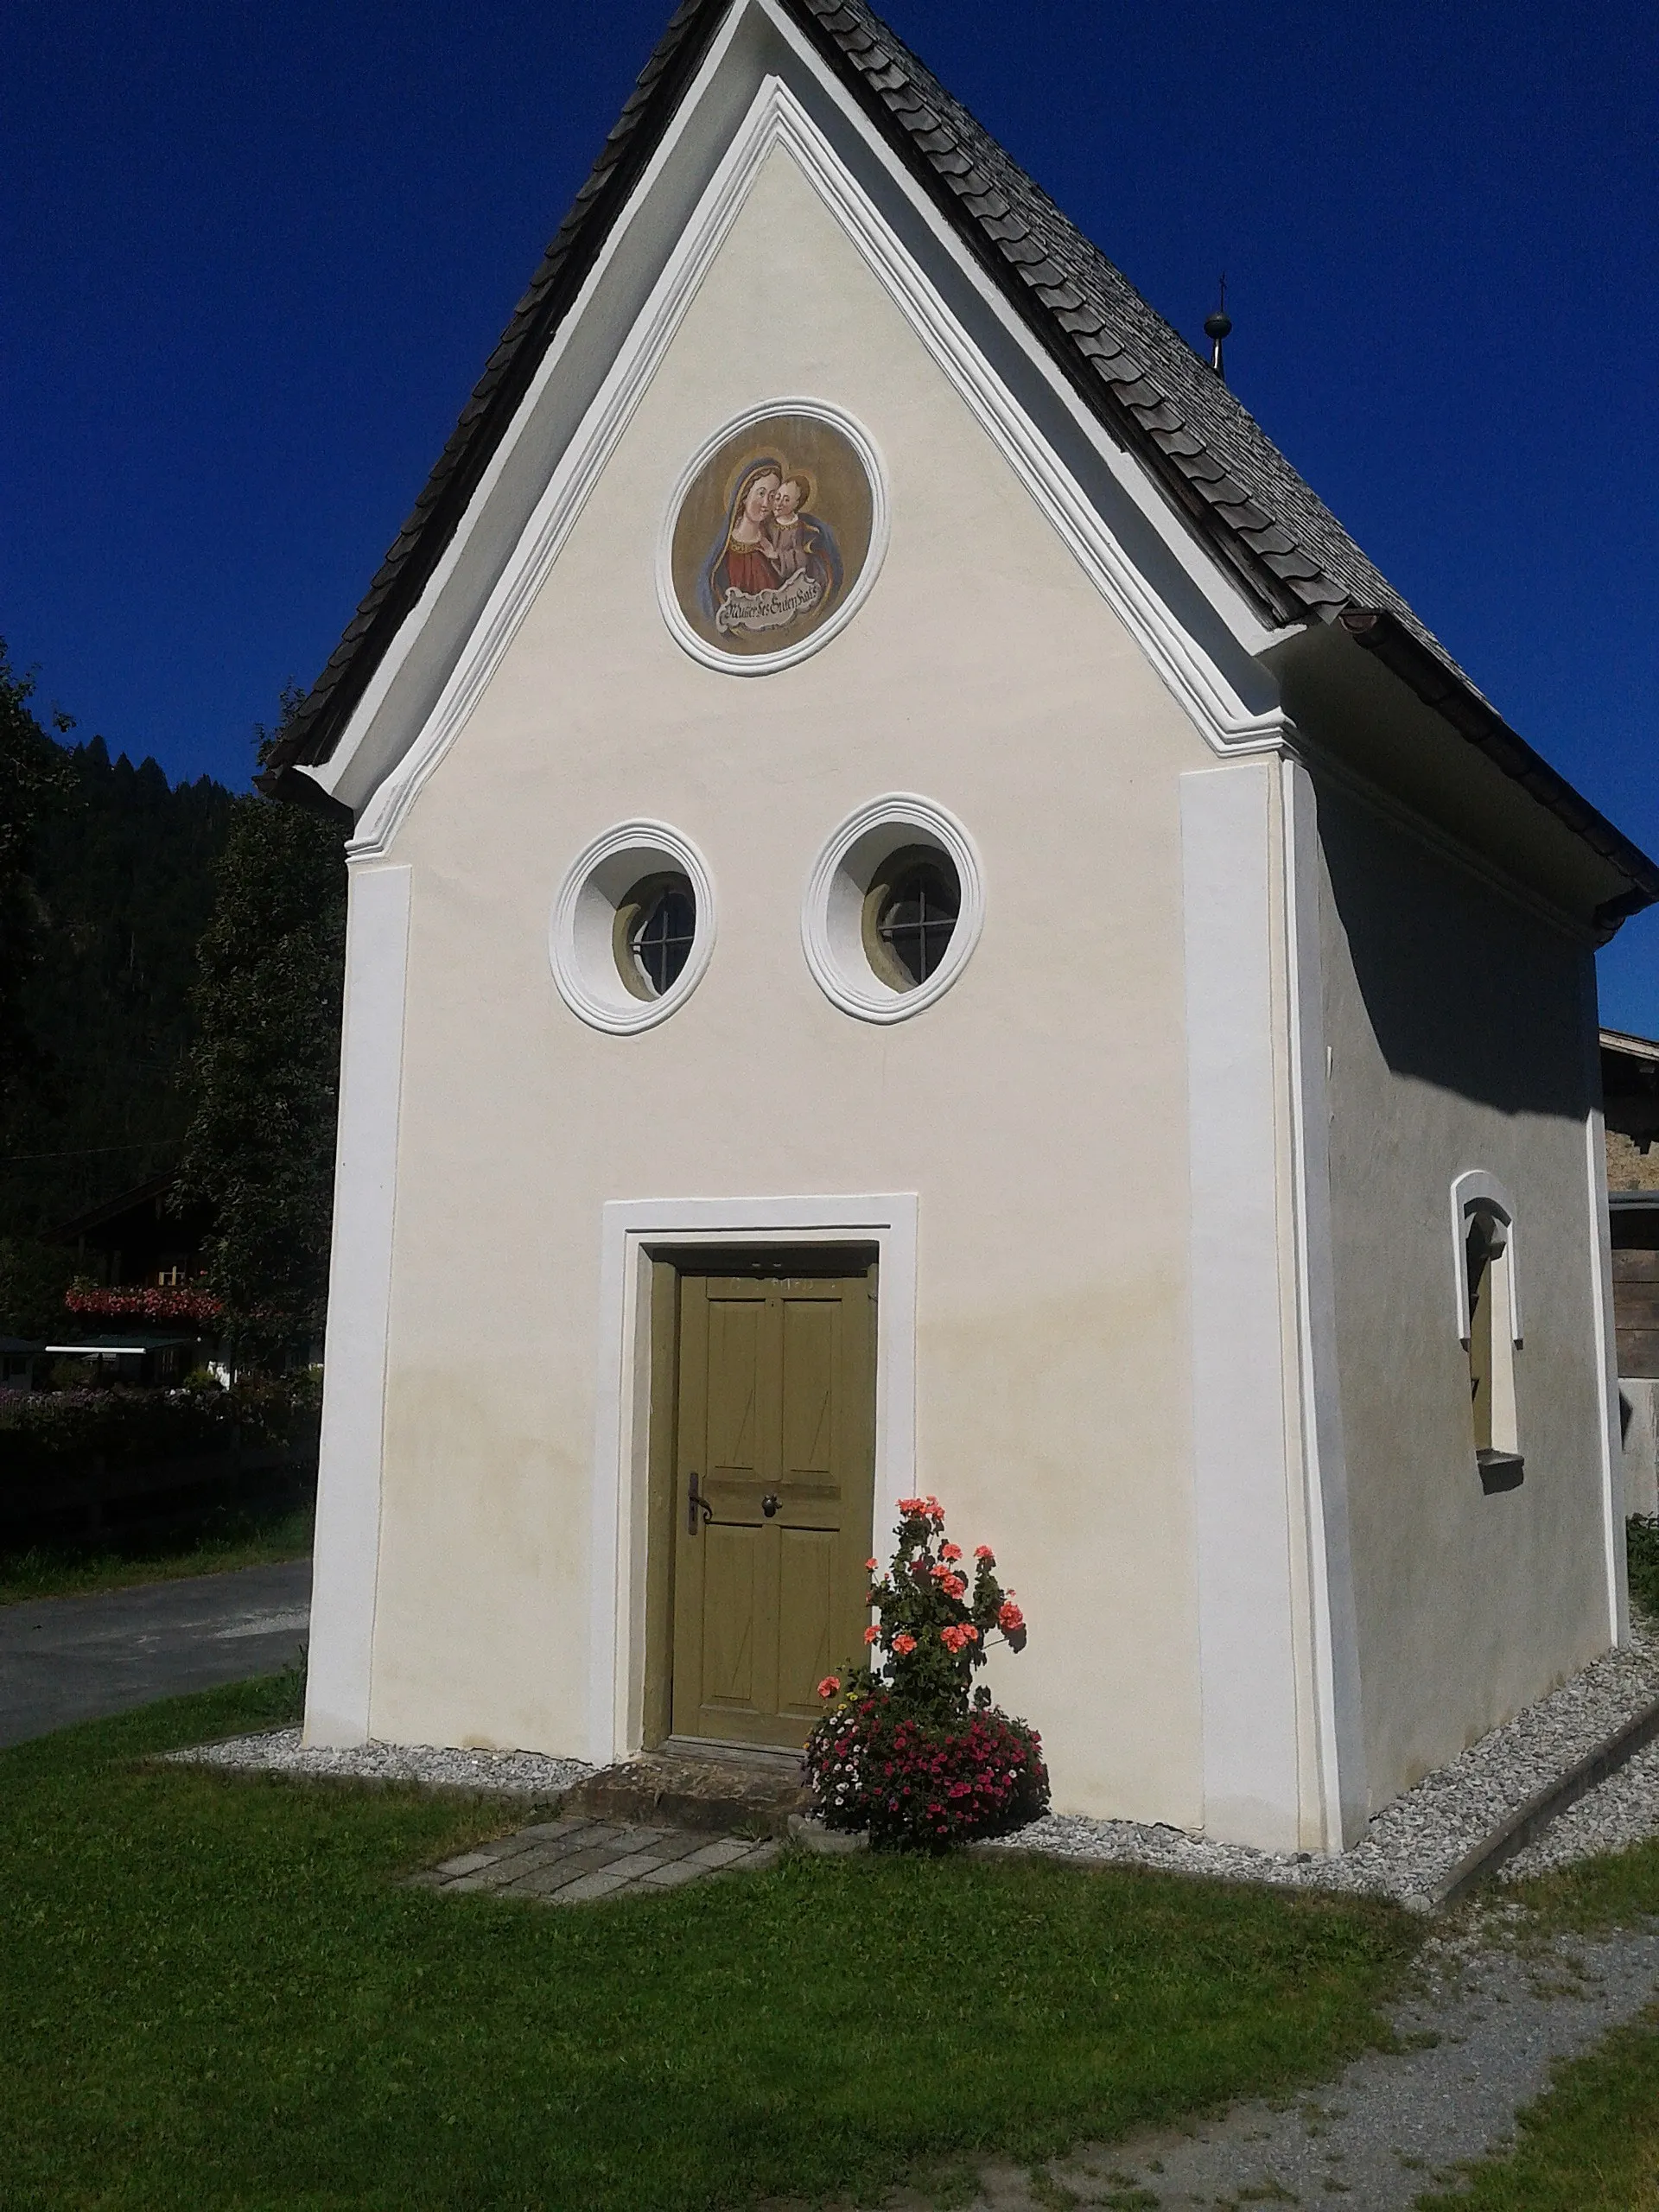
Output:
[667,410,877,662]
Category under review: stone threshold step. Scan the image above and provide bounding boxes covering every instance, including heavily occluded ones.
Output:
[567,1745,808,1835]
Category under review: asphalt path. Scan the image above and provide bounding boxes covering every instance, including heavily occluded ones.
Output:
[0,1557,311,1748]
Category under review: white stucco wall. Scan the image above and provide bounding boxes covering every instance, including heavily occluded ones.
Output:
[1314,776,1615,1807]
[356,145,1221,1824]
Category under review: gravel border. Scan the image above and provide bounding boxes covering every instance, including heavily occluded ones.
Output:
[1502,1734,1659,1878]
[168,1624,1659,1897]
[167,1728,594,1798]
[982,1618,1659,1906]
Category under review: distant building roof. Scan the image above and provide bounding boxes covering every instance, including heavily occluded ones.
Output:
[1604,1029,1659,1154]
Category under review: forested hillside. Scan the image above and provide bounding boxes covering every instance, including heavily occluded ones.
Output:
[1,733,237,1238]
[1,645,349,1355]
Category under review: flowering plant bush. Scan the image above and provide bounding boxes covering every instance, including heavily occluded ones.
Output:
[804,1495,1047,1848]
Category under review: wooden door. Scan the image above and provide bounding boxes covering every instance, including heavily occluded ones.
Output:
[671,1267,876,1748]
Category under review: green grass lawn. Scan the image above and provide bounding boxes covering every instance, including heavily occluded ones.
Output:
[0,1503,312,1605]
[0,1675,1421,2212]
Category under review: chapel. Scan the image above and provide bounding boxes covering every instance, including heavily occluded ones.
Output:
[266,0,1658,1850]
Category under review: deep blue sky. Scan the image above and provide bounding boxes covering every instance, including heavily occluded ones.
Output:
[7,0,1657,1027]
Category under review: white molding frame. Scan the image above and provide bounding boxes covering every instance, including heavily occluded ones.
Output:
[654,397,890,675]
[1281,760,1368,1847]
[1586,1106,1629,1642]
[587,1192,918,1767]
[550,818,716,1035]
[1448,1169,1522,1347]
[1180,761,1305,1853]
[303,862,412,1746]
[1579,943,1628,1641]
[341,70,1289,861]
[801,792,984,1023]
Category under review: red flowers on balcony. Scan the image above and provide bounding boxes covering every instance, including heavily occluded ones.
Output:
[63,1283,223,1325]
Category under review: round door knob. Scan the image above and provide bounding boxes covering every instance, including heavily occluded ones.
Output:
[761,1491,780,1517]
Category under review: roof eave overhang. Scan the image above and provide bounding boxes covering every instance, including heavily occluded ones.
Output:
[1336,607,1659,938]
[1266,611,1659,943]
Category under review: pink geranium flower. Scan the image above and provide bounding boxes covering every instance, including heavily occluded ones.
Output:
[892,1632,917,1656]
[817,1675,841,1699]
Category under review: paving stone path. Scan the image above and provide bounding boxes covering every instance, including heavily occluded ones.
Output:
[410,1811,780,1904]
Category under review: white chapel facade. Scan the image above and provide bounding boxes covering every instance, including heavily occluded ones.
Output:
[267,0,1659,1853]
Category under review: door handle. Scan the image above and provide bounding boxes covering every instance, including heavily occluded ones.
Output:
[761,1492,780,1517]
[687,1470,715,1535]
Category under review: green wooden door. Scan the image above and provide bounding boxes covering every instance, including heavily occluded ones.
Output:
[671,1268,876,1749]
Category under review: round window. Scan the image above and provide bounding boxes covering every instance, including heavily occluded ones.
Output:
[550,822,715,1034]
[614,874,696,1001]
[801,795,982,1024]
[861,847,961,992]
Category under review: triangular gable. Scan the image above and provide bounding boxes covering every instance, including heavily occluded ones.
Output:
[264,0,1658,926]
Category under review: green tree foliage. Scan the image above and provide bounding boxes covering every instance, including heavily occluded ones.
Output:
[178,738,347,1364]
[0,643,73,1139]
[0,1234,78,1342]
[0,702,236,1240]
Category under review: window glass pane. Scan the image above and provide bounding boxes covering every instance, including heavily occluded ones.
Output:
[875,860,959,988]
[628,879,696,996]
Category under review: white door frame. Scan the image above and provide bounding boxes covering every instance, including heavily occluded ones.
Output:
[588,1193,918,1765]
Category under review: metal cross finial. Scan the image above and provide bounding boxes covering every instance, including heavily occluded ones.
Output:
[1204,275,1233,379]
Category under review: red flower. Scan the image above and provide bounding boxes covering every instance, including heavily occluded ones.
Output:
[998,1600,1025,1634]
[865,1557,879,1571]
[892,1632,917,1656]
[939,1541,963,1562]
[863,1625,880,1645]
[975,1544,995,1561]
[817,1675,841,1699]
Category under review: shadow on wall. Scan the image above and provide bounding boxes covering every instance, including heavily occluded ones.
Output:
[1317,781,1591,1123]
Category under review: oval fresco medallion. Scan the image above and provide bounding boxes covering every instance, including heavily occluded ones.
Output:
[662,405,883,671]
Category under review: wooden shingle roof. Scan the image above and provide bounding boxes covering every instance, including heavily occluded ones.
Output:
[263,0,1658,918]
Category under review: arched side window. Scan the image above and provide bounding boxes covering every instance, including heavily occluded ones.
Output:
[1449,1171,1523,1486]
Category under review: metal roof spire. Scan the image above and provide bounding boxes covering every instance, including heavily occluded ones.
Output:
[1204,276,1233,380]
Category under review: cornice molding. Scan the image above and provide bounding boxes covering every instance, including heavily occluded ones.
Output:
[345,73,1287,861]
